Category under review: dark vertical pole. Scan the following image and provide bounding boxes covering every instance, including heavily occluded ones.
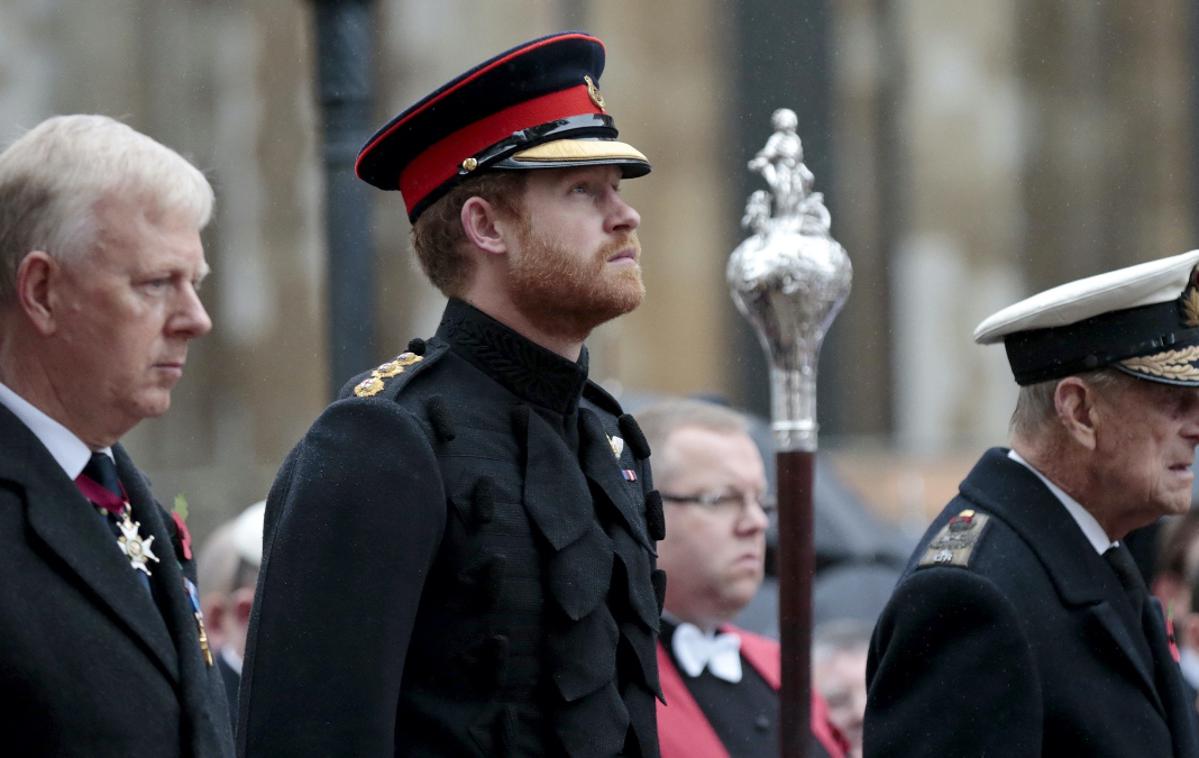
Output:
[312,0,377,398]
[777,449,814,758]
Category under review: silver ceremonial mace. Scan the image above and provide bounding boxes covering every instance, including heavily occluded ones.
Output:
[727,108,852,758]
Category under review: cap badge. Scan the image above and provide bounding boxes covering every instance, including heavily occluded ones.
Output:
[1182,279,1199,328]
[584,74,605,110]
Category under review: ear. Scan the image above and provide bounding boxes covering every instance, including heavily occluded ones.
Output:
[460,197,511,256]
[14,251,60,336]
[1054,376,1098,450]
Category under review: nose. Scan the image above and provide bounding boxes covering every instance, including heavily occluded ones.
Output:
[604,189,640,235]
[735,494,770,535]
[171,283,213,339]
[1183,389,1199,442]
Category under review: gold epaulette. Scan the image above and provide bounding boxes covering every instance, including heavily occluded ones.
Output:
[918,509,991,568]
[352,352,424,398]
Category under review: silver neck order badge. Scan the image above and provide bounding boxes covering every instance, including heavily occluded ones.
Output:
[113,506,161,575]
[727,108,852,452]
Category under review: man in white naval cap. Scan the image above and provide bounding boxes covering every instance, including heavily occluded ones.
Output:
[864,251,1199,757]
[196,500,265,727]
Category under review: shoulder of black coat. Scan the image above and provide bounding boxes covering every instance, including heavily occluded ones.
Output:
[916,509,993,569]
[337,339,450,402]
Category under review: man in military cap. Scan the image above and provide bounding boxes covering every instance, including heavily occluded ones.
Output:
[0,114,232,756]
[238,33,664,756]
[864,251,1199,756]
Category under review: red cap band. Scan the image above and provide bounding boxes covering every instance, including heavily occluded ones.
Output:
[398,85,600,216]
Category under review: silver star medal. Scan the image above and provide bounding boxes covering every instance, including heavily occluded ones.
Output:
[116,513,161,575]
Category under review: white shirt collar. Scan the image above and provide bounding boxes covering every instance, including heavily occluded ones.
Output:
[220,645,244,676]
[1179,647,1199,690]
[0,381,109,479]
[1008,448,1115,555]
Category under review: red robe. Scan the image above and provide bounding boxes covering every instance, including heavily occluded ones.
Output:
[656,625,849,758]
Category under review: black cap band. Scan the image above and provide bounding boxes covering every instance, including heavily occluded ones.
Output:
[1005,299,1199,384]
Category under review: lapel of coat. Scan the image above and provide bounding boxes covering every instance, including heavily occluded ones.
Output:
[961,448,1163,713]
[578,407,652,551]
[114,445,230,755]
[0,409,180,684]
[1145,596,1199,757]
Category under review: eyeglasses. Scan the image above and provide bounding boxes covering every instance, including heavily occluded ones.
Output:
[659,490,777,517]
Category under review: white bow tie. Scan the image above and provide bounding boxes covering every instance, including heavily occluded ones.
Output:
[672,622,742,683]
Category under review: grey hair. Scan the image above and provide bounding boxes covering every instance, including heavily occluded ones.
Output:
[812,618,873,663]
[1009,367,1131,438]
[0,114,214,303]
[635,398,750,482]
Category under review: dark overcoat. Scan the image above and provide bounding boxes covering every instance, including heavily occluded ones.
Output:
[864,448,1199,757]
[0,404,235,757]
[238,299,664,757]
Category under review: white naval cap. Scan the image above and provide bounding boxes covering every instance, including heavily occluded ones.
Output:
[232,500,266,567]
[973,249,1199,386]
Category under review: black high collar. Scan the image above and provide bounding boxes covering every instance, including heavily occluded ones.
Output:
[436,298,589,415]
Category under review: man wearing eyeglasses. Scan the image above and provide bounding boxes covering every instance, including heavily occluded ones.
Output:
[637,398,848,758]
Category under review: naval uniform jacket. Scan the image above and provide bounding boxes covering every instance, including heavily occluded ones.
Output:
[0,405,235,757]
[656,624,847,758]
[864,448,1199,757]
[238,299,664,757]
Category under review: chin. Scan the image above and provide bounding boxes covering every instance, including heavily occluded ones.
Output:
[1164,496,1192,515]
[726,578,764,606]
[134,393,173,420]
[607,281,645,316]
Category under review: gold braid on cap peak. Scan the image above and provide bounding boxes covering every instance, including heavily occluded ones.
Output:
[1120,345,1199,382]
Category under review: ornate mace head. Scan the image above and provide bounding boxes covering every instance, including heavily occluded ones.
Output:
[728,108,852,451]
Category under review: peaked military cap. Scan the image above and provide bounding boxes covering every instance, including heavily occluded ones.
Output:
[974,249,1199,386]
[355,31,651,222]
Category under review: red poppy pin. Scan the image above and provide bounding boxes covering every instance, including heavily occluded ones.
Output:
[171,510,193,562]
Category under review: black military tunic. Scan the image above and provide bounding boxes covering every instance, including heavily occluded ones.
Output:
[238,299,665,756]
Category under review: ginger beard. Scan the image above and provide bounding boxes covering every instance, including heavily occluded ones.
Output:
[506,217,644,343]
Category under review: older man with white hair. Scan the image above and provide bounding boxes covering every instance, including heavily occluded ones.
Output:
[0,114,230,757]
[866,251,1199,757]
